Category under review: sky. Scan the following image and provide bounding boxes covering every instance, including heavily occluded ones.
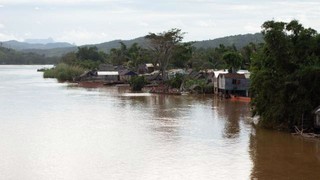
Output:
[0,0,319,45]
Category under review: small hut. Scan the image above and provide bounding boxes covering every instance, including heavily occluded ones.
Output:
[119,69,137,82]
[97,71,119,81]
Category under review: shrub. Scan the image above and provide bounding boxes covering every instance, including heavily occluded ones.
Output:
[129,76,146,91]
[184,78,212,93]
[167,73,184,89]
[43,63,86,82]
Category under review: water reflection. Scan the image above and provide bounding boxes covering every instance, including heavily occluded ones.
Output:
[250,128,320,179]
[213,99,250,139]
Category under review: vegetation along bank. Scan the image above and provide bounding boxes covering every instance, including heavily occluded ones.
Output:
[40,20,320,133]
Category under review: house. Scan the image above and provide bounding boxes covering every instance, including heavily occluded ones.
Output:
[146,63,155,73]
[313,106,320,128]
[137,63,156,74]
[218,73,249,97]
[168,69,187,79]
[77,70,97,81]
[119,69,137,82]
[97,71,119,82]
[212,70,228,94]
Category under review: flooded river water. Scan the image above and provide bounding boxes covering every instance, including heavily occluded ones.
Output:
[0,65,319,179]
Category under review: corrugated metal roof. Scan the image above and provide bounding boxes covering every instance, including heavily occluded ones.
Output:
[146,63,154,68]
[97,71,119,76]
[213,70,228,78]
[213,69,250,78]
[119,70,137,76]
[237,70,250,78]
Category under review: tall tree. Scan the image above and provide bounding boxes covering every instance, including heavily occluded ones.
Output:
[250,20,320,130]
[171,42,193,68]
[145,28,185,80]
[109,42,129,65]
[127,43,150,70]
[76,46,106,62]
[222,51,243,73]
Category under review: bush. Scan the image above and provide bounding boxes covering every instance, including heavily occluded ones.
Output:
[167,73,184,89]
[43,63,86,82]
[74,60,100,70]
[184,78,212,93]
[129,76,146,91]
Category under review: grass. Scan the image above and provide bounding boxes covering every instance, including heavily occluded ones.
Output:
[43,63,86,82]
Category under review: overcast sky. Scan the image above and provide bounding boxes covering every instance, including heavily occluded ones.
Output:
[0,0,319,45]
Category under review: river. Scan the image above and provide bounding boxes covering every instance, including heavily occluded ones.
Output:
[0,65,319,180]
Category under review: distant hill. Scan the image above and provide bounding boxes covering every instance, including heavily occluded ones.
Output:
[193,33,264,49]
[24,38,55,44]
[21,46,78,57]
[2,33,264,57]
[21,37,147,57]
[1,40,76,50]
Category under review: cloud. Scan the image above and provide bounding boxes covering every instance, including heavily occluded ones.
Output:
[244,23,261,33]
[0,4,3,8]
[1,0,319,45]
[56,29,113,45]
[0,33,22,41]
[0,23,5,29]
[139,22,149,27]
[0,0,126,5]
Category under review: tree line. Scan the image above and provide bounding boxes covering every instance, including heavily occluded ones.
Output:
[0,46,58,64]
[57,29,255,75]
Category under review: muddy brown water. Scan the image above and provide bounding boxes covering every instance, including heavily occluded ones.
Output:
[0,65,319,179]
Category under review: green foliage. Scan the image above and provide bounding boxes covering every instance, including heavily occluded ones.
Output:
[189,44,238,70]
[170,43,193,68]
[108,42,151,69]
[184,78,212,93]
[145,28,185,80]
[59,52,77,65]
[250,20,320,130]
[222,51,244,72]
[166,73,184,89]
[43,63,86,82]
[74,60,100,69]
[193,33,264,50]
[0,46,58,64]
[108,42,129,65]
[76,46,106,62]
[59,47,106,69]
[129,76,146,91]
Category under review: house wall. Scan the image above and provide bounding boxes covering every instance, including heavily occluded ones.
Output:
[213,77,219,94]
[217,76,250,96]
[224,78,248,91]
[147,67,154,73]
[97,75,119,81]
[316,114,320,127]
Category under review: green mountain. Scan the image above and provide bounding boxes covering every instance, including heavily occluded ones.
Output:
[193,33,263,49]
[3,33,264,57]
[20,37,147,57]
[1,40,75,50]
